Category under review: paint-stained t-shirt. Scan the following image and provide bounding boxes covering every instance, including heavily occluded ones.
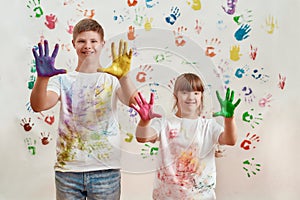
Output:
[47,71,121,172]
[151,115,223,200]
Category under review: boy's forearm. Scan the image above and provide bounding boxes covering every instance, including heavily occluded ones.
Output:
[118,75,137,106]
[222,117,238,145]
[30,77,50,112]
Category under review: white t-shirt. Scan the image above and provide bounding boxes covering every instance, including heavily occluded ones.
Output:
[47,71,121,172]
[151,115,224,200]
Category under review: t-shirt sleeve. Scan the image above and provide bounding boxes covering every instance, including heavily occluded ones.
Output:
[47,75,61,96]
[210,118,224,145]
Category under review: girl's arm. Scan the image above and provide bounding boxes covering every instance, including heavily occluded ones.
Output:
[131,92,162,143]
[136,119,158,143]
[213,88,241,146]
[218,117,238,146]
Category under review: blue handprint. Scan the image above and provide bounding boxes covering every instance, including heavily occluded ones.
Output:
[234,24,251,41]
[165,6,181,25]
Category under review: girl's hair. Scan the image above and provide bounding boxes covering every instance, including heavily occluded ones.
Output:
[173,73,205,115]
[73,18,104,41]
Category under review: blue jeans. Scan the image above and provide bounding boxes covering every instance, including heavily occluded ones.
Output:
[55,169,121,200]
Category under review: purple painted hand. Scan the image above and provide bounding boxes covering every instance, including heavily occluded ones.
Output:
[32,40,66,77]
[131,92,162,121]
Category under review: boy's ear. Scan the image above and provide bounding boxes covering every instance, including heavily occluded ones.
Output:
[72,40,75,48]
[101,40,105,46]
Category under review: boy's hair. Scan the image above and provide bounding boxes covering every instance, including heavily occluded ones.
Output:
[173,73,205,115]
[73,18,104,41]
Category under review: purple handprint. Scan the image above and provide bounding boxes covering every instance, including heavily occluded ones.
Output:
[222,0,238,15]
[234,24,251,41]
[32,40,66,77]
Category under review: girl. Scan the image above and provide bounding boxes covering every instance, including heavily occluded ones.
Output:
[131,73,241,200]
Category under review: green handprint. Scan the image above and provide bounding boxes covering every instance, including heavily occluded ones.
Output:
[213,88,241,118]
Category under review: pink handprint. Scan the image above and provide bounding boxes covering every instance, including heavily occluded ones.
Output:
[131,92,161,121]
[45,14,57,29]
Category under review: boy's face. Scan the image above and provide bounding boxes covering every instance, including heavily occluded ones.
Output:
[72,31,104,62]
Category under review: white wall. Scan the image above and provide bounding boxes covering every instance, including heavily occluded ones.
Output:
[0,0,299,199]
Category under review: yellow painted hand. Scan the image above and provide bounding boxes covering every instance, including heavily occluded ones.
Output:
[98,40,133,79]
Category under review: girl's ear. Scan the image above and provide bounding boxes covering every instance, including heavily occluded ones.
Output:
[72,40,75,48]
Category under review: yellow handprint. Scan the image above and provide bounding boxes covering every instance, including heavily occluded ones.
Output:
[265,15,278,34]
[97,40,133,79]
[230,45,242,61]
[144,17,153,31]
[186,0,201,11]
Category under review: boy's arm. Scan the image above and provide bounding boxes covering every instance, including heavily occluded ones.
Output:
[30,40,66,112]
[131,92,162,143]
[213,88,241,146]
[30,77,59,112]
[97,40,137,106]
[117,75,137,106]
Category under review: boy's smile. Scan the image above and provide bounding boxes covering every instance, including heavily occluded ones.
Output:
[72,31,105,71]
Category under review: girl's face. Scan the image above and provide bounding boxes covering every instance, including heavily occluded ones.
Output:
[72,31,104,62]
[175,90,202,119]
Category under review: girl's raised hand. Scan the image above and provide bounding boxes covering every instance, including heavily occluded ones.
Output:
[213,88,241,118]
[131,92,162,121]
[32,40,66,77]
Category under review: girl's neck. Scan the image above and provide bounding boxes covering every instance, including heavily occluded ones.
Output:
[175,111,199,119]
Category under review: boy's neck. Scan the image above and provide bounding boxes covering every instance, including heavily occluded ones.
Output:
[76,60,101,73]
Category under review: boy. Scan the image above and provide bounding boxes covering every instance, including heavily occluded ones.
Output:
[30,18,136,200]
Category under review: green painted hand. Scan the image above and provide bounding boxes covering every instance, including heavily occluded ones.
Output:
[97,39,132,79]
[213,88,241,118]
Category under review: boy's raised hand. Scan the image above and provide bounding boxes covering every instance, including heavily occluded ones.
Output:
[213,88,241,118]
[131,92,162,121]
[98,39,132,79]
[32,40,66,77]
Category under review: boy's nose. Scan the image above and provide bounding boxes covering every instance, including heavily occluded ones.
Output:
[84,42,91,49]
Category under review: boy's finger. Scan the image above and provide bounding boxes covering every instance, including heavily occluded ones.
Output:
[38,42,43,57]
[32,48,38,60]
[51,44,59,58]
[44,40,49,57]
[128,49,133,59]
[111,42,116,60]
[123,41,128,56]
[118,40,123,56]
